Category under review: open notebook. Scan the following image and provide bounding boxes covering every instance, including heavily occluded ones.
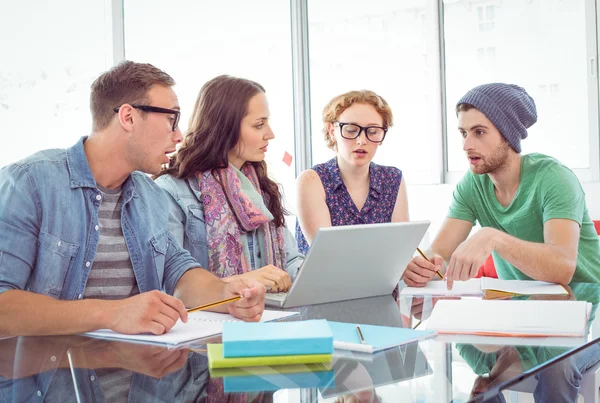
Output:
[425,299,591,337]
[400,278,568,297]
[84,310,298,346]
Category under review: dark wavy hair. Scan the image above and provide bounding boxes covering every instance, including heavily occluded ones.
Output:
[155,75,287,227]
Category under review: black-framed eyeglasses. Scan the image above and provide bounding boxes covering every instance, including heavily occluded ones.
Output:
[113,104,181,132]
[334,121,387,143]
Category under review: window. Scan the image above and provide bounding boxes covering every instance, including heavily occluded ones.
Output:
[443,0,594,178]
[124,0,296,209]
[477,5,496,32]
[307,0,443,185]
[0,0,109,168]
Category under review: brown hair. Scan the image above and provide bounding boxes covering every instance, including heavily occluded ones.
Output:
[321,90,393,151]
[90,60,175,131]
[156,75,287,227]
[456,103,476,113]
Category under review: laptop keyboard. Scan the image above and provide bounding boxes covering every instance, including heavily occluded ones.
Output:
[267,292,288,301]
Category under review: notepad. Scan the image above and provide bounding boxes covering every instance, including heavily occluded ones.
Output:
[84,310,298,346]
[328,321,436,354]
[425,299,591,337]
[400,278,568,297]
[207,343,332,369]
[222,319,333,358]
[220,367,335,393]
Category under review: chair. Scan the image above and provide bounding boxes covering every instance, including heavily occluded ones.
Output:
[476,254,498,278]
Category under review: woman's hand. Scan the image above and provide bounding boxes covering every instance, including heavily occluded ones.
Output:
[225,265,292,292]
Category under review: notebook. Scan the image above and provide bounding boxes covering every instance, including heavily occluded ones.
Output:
[328,321,436,354]
[425,299,591,337]
[210,363,332,378]
[84,310,298,346]
[222,319,333,357]
[400,278,568,297]
[218,366,335,393]
[207,343,332,369]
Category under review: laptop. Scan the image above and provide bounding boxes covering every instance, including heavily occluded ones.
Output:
[265,221,430,308]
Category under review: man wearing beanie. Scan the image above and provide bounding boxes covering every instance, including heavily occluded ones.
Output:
[403,83,600,402]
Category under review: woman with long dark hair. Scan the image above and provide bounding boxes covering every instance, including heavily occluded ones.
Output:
[155,75,301,292]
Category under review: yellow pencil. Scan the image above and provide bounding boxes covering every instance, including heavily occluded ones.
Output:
[416,247,444,280]
[186,295,242,313]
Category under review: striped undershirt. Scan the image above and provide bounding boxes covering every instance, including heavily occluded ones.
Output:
[84,186,138,402]
[84,187,139,300]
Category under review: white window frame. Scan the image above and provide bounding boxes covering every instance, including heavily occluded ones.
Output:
[443,0,600,185]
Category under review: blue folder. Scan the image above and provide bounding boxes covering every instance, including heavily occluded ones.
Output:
[222,319,334,358]
[222,368,335,393]
[328,321,436,353]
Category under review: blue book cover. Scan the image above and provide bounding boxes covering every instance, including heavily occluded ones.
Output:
[223,369,335,393]
[222,319,333,358]
[328,321,436,353]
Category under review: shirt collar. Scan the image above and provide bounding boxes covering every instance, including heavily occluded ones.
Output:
[329,158,382,196]
[66,136,136,198]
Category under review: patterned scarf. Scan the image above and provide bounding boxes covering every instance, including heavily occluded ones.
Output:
[198,163,286,278]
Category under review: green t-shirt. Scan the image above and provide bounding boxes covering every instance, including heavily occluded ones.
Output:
[448,153,600,283]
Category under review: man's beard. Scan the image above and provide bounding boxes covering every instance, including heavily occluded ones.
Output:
[470,140,511,175]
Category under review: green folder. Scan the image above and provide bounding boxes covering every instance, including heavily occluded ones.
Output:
[207,343,332,369]
[210,362,332,378]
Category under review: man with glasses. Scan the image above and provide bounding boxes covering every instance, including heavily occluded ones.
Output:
[0,61,266,338]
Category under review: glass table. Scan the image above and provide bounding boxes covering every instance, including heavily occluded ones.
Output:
[1,283,599,402]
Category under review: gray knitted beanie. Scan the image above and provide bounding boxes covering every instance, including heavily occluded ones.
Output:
[456,83,537,153]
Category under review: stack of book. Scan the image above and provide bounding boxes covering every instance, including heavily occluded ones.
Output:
[207,319,334,370]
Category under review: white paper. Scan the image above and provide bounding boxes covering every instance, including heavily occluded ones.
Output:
[425,299,590,337]
[400,278,482,296]
[400,278,568,297]
[481,278,568,295]
[84,310,298,345]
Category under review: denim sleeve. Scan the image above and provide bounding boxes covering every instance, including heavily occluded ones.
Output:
[162,232,201,296]
[155,177,186,248]
[283,225,304,280]
[0,164,41,294]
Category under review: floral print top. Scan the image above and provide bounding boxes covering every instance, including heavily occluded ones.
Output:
[295,157,403,254]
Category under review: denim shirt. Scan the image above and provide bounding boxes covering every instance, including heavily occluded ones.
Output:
[154,174,304,279]
[0,137,199,299]
[0,350,210,403]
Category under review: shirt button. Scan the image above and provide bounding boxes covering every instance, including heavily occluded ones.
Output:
[50,356,56,362]
[78,294,83,299]
[96,195,101,201]
[57,241,62,247]
[85,261,91,267]
[94,225,99,231]
[37,391,42,397]
[90,375,95,381]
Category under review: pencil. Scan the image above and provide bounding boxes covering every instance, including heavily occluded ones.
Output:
[186,295,242,313]
[356,325,366,344]
[416,247,444,280]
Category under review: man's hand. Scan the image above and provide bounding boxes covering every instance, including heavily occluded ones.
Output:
[87,341,189,378]
[402,255,444,287]
[446,228,496,290]
[107,290,188,335]
[225,278,266,322]
[227,265,292,292]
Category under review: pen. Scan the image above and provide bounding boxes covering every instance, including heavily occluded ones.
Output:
[356,325,366,344]
[416,247,444,280]
[186,295,242,313]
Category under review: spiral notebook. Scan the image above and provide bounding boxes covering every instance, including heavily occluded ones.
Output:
[84,310,298,346]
